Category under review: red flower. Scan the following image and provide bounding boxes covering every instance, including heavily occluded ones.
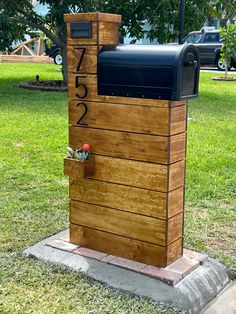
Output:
[82,144,90,152]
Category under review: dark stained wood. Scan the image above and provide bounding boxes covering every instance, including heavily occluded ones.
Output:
[70,223,167,267]
[98,22,120,45]
[68,74,186,108]
[69,178,168,220]
[69,100,187,136]
[67,46,98,74]
[70,200,167,245]
[69,126,186,165]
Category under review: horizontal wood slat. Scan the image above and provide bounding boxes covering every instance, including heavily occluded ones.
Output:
[167,237,183,265]
[69,126,186,165]
[66,22,98,46]
[70,223,167,267]
[69,100,187,136]
[69,178,167,219]
[64,156,185,193]
[66,22,120,46]
[67,46,98,74]
[69,178,184,220]
[70,200,167,245]
[68,74,187,108]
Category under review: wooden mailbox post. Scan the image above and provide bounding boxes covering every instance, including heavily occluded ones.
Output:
[64,13,187,267]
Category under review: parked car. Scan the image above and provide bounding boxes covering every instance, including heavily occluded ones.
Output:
[185,28,236,70]
[45,43,63,65]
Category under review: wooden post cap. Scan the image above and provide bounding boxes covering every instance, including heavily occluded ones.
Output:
[64,12,122,23]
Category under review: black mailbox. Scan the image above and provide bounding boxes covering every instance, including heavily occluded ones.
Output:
[98,44,200,100]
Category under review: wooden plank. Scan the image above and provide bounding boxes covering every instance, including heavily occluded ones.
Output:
[70,224,167,267]
[65,156,185,193]
[170,105,187,135]
[98,22,120,45]
[67,22,98,46]
[167,213,183,244]
[69,126,186,164]
[68,74,184,108]
[69,178,168,220]
[167,237,183,265]
[168,187,184,218]
[69,100,186,136]
[169,160,185,191]
[169,132,186,164]
[64,158,94,178]
[64,12,122,23]
[65,156,168,192]
[70,200,167,245]
[67,46,98,74]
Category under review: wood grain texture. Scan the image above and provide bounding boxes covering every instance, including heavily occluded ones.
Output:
[64,12,122,23]
[168,187,184,218]
[169,132,186,164]
[166,237,183,265]
[69,178,167,220]
[70,200,167,245]
[64,157,94,178]
[65,156,185,193]
[69,100,187,136]
[170,105,187,135]
[66,22,120,46]
[70,223,167,267]
[98,22,120,45]
[169,160,185,191]
[69,126,186,165]
[67,22,98,46]
[65,155,167,191]
[167,213,183,244]
[68,74,187,108]
[67,46,98,74]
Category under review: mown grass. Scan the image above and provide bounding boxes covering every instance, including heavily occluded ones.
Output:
[0,63,235,313]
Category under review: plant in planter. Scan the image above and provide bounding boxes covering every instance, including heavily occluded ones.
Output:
[67,144,90,162]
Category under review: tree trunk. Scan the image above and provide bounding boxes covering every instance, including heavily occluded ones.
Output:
[61,45,68,83]
[225,61,228,79]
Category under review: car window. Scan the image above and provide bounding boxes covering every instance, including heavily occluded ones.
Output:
[204,33,220,43]
[186,33,202,43]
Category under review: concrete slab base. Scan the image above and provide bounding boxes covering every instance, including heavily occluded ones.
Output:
[23,230,230,314]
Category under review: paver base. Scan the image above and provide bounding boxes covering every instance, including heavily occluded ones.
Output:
[23,229,230,314]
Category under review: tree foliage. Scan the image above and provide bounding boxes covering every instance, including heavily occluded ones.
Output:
[0,0,211,80]
[220,23,236,78]
[212,0,236,21]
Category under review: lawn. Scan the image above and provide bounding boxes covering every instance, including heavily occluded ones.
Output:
[0,63,235,313]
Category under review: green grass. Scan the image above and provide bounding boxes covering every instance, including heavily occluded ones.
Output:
[0,63,235,312]
[0,63,181,314]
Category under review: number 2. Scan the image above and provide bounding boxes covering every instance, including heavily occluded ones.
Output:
[76,102,88,126]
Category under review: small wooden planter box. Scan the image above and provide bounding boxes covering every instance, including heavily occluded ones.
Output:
[64,157,94,178]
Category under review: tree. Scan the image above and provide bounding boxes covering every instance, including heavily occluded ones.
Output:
[212,0,236,21]
[220,23,236,79]
[0,0,211,81]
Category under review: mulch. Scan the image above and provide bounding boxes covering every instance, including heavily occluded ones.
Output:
[211,77,236,81]
[19,80,67,91]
